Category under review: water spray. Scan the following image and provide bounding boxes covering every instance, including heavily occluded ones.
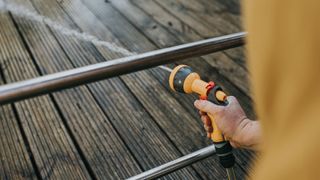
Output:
[0,1,172,72]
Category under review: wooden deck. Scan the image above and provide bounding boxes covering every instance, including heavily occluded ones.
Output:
[0,0,254,179]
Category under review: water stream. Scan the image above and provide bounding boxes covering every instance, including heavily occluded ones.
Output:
[0,1,172,72]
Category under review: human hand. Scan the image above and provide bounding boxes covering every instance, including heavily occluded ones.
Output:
[194,96,261,150]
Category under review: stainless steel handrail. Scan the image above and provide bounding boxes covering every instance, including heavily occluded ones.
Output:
[127,145,216,180]
[0,32,245,105]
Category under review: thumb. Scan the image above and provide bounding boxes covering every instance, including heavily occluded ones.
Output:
[226,96,237,105]
[194,100,223,115]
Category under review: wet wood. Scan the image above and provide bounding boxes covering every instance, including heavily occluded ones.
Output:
[0,10,91,179]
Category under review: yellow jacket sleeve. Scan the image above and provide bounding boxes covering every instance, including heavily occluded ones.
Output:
[244,0,320,179]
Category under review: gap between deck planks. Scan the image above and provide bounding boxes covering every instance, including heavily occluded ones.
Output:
[0,69,37,179]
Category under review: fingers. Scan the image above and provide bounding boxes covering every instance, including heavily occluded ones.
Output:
[201,115,212,126]
[200,113,213,138]
[226,96,236,103]
[204,124,213,132]
[226,96,238,106]
[195,96,250,149]
[199,111,206,116]
[201,114,213,133]
[194,100,223,115]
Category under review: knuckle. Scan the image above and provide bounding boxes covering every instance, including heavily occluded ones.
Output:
[228,96,236,101]
[202,102,211,111]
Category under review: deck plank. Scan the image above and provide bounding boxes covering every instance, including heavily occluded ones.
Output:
[0,6,91,180]
[0,62,36,180]
[0,107,34,180]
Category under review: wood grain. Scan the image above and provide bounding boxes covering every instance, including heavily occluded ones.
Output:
[0,10,91,179]
[0,73,37,179]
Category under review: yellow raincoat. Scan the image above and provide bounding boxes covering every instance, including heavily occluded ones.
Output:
[244,0,320,179]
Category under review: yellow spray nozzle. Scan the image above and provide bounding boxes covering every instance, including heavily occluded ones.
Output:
[169,65,208,97]
[169,64,228,142]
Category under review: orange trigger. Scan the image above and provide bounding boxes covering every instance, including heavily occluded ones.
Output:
[199,95,207,100]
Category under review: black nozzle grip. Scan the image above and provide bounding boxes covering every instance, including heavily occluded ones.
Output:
[207,85,228,106]
[214,141,235,168]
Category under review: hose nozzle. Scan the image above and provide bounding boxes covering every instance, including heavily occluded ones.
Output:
[169,65,227,101]
[169,65,236,178]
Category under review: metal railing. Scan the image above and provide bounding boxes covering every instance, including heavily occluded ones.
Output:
[0,32,245,105]
[127,145,216,180]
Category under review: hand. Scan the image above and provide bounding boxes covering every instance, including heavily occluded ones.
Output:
[194,96,261,150]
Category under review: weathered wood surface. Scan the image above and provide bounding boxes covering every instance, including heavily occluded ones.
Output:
[0,82,36,179]
[0,0,255,179]
[0,7,91,179]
